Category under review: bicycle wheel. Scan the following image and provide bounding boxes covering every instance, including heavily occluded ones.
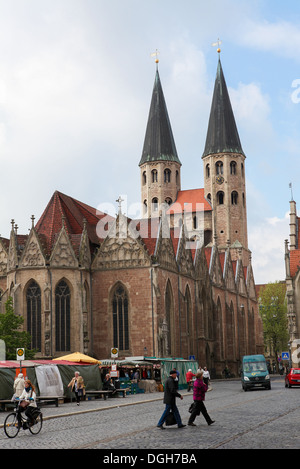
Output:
[4,412,20,438]
[29,412,43,435]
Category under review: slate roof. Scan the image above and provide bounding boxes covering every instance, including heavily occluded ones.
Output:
[139,69,181,166]
[202,57,245,158]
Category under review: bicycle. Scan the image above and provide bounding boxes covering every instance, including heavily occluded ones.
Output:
[4,399,43,438]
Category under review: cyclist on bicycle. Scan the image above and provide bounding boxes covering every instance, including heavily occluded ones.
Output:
[18,379,37,428]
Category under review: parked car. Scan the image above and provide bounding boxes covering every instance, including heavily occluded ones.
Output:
[285,368,300,388]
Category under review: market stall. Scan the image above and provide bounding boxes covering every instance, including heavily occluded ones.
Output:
[0,359,102,400]
[144,357,199,390]
[99,358,155,393]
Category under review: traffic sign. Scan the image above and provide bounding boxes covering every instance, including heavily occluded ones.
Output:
[16,348,25,361]
[281,351,289,361]
[111,347,118,359]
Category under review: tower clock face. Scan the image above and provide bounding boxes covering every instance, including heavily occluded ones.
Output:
[216,175,224,184]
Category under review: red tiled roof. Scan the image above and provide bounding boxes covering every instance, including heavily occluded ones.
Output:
[167,188,212,215]
[35,191,114,256]
[135,218,160,257]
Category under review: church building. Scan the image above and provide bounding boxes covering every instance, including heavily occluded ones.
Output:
[0,52,264,377]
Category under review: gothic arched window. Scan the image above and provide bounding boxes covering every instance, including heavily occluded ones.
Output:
[26,281,41,351]
[165,280,173,356]
[55,280,70,352]
[185,286,192,335]
[112,284,129,351]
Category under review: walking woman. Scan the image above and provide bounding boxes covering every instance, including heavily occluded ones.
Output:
[188,371,215,426]
[68,371,85,405]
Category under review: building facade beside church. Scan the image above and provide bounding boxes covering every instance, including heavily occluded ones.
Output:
[285,198,300,366]
[0,54,264,377]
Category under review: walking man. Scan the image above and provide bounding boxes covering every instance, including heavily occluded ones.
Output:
[157,369,186,429]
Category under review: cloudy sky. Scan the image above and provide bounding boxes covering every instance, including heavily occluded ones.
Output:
[0,0,299,284]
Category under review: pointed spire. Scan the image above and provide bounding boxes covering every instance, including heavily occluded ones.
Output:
[202,56,244,158]
[139,69,181,166]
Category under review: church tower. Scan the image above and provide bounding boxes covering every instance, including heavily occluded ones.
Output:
[139,62,181,218]
[202,52,248,262]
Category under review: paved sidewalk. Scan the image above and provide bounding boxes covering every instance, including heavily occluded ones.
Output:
[0,389,166,427]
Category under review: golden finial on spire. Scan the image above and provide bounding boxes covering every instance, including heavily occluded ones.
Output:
[150,49,160,65]
[212,38,222,54]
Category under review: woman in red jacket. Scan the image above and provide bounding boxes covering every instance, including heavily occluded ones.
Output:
[188,371,215,426]
[186,369,196,392]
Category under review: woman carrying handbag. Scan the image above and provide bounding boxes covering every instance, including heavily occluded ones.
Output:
[188,371,215,427]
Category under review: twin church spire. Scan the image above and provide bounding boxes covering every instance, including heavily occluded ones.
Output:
[140,52,248,258]
[139,69,181,166]
[140,52,243,168]
[202,56,244,158]
[139,65,181,218]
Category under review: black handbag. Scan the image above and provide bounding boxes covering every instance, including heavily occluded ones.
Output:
[189,401,201,415]
[165,411,177,426]
[188,402,195,413]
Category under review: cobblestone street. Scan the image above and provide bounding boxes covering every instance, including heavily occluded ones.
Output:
[1,377,299,453]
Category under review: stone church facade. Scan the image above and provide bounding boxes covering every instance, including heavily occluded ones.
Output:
[0,54,264,377]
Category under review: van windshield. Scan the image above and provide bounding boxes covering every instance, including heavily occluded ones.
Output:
[243,361,267,373]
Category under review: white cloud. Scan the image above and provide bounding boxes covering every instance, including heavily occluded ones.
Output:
[249,212,289,284]
[229,82,273,147]
[241,19,300,62]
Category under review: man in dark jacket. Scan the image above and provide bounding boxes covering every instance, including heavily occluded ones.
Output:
[157,369,186,429]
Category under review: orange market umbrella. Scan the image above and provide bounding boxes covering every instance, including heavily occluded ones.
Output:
[53,352,101,364]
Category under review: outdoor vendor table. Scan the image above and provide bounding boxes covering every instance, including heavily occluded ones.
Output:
[138,379,157,393]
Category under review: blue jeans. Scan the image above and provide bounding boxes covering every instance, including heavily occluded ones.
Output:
[157,403,183,427]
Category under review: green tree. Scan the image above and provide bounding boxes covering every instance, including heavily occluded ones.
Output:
[0,297,36,360]
[259,282,289,370]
